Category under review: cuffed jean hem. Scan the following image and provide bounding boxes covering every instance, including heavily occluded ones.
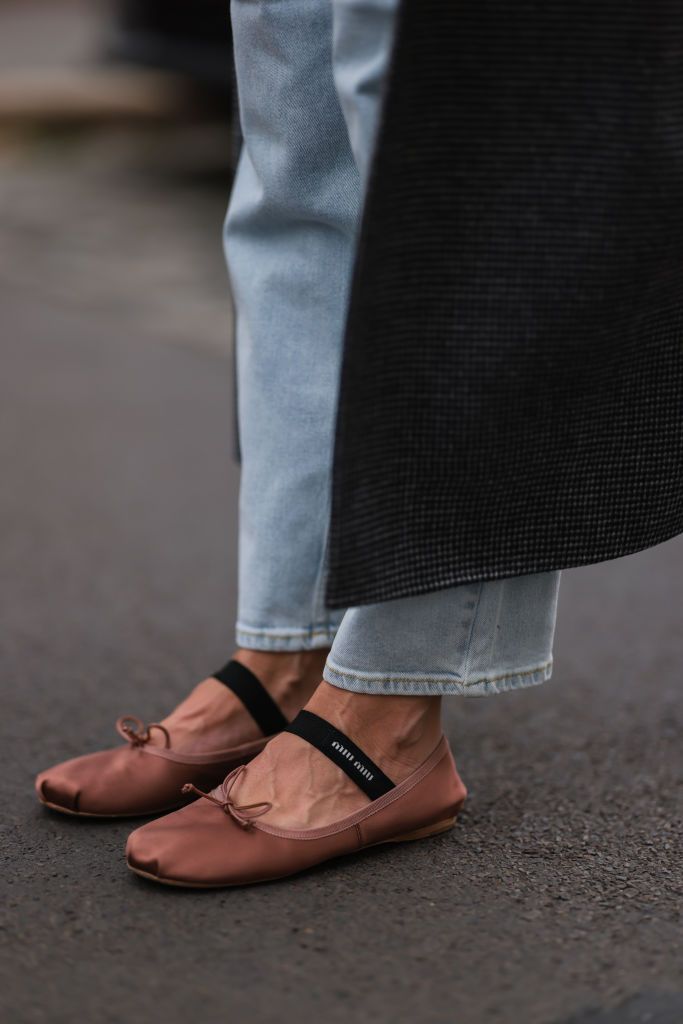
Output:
[235,622,339,652]
[323,656,554,697]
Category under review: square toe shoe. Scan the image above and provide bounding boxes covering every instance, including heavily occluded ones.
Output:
[126,728,467,887]
[35,660,289,818]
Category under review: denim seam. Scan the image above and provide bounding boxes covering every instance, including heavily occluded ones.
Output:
[467,659,553,688]
[323,657,553,690]
[461,580,485,683]
[237,623,339,641]
[309,450,338,635]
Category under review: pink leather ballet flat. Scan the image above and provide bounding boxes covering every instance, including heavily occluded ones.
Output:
[126,711,467,887]
[35,660,289,818]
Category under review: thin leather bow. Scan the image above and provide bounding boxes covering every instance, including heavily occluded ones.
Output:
[182,765,272,829]
[116,715,171,749]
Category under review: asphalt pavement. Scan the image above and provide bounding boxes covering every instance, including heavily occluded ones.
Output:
[1,125,682,1024]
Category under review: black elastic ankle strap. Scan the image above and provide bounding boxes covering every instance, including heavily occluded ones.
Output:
[212,660,288,737]
[285,710,395,801]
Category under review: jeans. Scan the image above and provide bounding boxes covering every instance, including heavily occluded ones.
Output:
[225,0,561,696]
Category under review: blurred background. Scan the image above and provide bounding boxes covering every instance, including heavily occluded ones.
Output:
[0,0,236,359]
[1,3,681,1024]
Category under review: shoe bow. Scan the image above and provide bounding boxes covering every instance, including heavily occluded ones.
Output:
[116,715,171,749]
[182,765,272,829]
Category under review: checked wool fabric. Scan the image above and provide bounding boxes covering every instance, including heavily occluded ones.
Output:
[325,0,683,608]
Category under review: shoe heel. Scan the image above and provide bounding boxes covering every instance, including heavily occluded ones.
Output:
[387,797,466,844]
[389,817,455,843]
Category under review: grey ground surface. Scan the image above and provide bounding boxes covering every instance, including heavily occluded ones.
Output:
[1,53,682,1024]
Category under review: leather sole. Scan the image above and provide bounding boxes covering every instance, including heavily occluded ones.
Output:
[381,813,459,844]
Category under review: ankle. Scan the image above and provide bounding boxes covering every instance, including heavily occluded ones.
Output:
[307,682,442,781]
[232,648,328,718]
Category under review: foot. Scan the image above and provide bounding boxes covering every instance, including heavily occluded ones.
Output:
[147,648,329,753]
[125,688,463,887]
[229,682,443,829]
[35,648,328,817]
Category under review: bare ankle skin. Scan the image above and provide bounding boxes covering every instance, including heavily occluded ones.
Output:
[307,682,443,782]
[153,647,329,753]
[233,681,443,829]
[232,648,328,720]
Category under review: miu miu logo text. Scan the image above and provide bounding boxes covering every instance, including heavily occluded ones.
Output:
[331,740,375,781]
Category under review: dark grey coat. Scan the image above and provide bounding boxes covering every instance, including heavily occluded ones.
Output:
[325,0,683,608]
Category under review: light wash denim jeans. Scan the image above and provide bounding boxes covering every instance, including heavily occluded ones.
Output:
[225,0,561,697]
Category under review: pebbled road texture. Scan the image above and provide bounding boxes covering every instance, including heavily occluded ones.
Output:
[1,129,682,1024]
